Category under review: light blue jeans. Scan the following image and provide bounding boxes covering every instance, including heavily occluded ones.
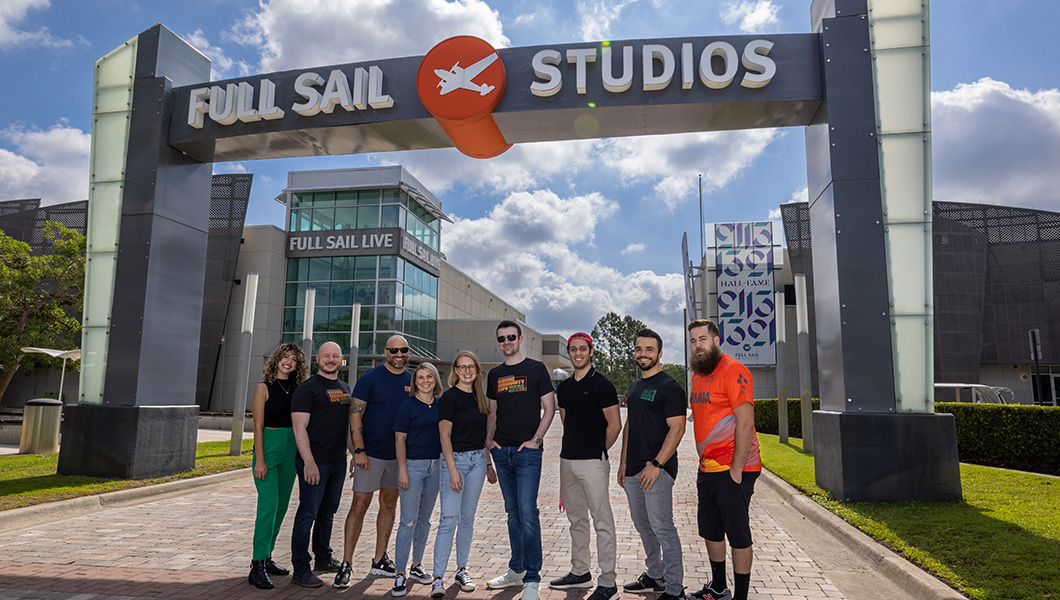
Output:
[491,446,543,583]
[432,448,488,577]
[395,458,440,573]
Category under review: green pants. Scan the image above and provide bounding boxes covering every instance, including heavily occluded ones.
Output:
[252,427,297,561]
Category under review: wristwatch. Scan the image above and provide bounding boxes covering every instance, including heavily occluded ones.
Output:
[650,459,663,469]
[533,436,544,448]
[353,448,365,455]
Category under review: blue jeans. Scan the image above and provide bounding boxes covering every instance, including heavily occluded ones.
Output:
[432,449,488,577]
[291,457,346,575]
[395,458,440,573]
[491,446,543,583]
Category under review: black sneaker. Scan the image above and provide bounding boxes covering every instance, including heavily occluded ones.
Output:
[658,592,686,600]
[333,561,353,589]
[315,556,342,572]
[550,572,593,590]
[392,574,408,597]
[690,585,732,600]
[292,571,324,588]
[587,585,620,600]
[371,553,397,577]
[623,572,665,594]
[409,564,433,584]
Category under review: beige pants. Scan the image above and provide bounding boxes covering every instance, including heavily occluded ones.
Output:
[559,457,618,587]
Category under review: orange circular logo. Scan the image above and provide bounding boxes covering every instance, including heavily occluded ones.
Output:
[417,35,506,120]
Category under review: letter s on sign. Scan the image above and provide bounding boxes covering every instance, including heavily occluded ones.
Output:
[531,49,562,97]
[741,40,776,89]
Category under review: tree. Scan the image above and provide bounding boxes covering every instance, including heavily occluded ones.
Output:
[590,311,647,395]
[662,363,687,390]
[0,222,86,402]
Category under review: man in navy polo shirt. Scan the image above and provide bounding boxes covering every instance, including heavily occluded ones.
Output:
[334,335,413,588]
[549,332,622,600]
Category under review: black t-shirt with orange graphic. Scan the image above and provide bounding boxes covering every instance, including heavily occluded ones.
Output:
[487,357,553,447]
[291,374,351,464]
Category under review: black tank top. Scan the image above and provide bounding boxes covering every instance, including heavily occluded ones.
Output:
[263,379,295,428]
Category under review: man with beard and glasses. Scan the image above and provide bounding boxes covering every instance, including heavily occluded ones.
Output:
[618,329,686,600]
[333,335,414,588]
[685,320,761,600]
[290,342,352,588]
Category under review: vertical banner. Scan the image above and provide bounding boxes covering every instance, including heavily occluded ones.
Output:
[715,222,776,365]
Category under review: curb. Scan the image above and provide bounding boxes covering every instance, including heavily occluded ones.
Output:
[759,469,969,600]
[0,467,250,534]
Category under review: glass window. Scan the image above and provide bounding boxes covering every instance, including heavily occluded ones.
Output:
[291,193,311,208]
[308,283,331,307]
[358,189,381,204]
[357,306,375,333]
[400,190,409,207]
[313,191,336,206]
[329,307,353,332]
[332,256,356,281]
[381,205,401,228]
[308,257,332,281]
[287,257,309,281]
[353,281,375,305]
[377,281,403,306]
[382,188,399,204]
[377,307,396,330]
[285,282,307,306]
[334,206,357,229]
[354,256,376,280]
[312,207,335,231]
[336,190,358,205]
[357,205,379,229]
[331,281,353,305]
[292,209,312,232]
[379,256,398,279]
[283,308,304,332]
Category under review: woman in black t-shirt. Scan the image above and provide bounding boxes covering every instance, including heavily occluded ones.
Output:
[429,351,498,596]
[248,343,308,590]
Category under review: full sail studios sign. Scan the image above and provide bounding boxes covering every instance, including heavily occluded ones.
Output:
[288,228,442,276]
[169,34,820,162]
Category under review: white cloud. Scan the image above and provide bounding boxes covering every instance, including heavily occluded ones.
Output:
[720,1,780,33]
[621,242,645,255]
[229,0,508,73]
[932,78,1060,211]
[575,0,638,41]
[767,207,780,220]
[0,0,74,49]
[442,188,687,353]
[0,123,90,205]
[185,28,250,80]
[787,186,807,203]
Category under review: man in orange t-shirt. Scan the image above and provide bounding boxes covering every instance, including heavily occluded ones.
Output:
[686,319,760,600]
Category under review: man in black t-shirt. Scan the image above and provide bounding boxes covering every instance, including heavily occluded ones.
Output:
[549,332,621,600]
[619,329,687,600]
[484,320,555,600]
[289,341,352,588]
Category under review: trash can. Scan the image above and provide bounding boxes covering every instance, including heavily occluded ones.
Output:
[19,398,63,454]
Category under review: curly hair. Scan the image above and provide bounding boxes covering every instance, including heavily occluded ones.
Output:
[447,351,488,415]
[262,343,309,384]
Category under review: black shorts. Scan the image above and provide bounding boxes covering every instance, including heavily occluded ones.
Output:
[696,469,759,548]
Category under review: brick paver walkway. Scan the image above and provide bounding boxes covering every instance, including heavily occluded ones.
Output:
[0,419,845,600]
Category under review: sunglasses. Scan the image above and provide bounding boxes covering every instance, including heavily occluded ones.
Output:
[497,334,518,342]
[386,347,410,354]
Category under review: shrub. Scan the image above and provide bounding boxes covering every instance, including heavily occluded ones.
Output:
[754,398,819,438]
[936,402,1060,475]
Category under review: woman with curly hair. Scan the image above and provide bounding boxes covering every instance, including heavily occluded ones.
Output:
[248,342,309,590]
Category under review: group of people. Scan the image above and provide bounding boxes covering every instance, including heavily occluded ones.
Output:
[245,318,762,600]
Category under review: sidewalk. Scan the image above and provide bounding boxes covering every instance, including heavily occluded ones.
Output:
[0,419,962,600]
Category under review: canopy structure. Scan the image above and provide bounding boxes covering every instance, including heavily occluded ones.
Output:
[20,347,81,404]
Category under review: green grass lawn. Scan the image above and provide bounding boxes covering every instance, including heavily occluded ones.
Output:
[759,434,1060,600]
[0,439,253,512]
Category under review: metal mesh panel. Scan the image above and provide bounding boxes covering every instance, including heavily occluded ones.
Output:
[779,202,819,395]
[933,216,987,383]
[195,174,253,409]
[0,199,88,254]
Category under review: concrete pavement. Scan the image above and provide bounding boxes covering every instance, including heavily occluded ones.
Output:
[0,419,965,600]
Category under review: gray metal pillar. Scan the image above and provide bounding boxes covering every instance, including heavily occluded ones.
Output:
[59,24,212,479]
[230,273,258,456]
[795,275,813,453]
[775,291,788,444]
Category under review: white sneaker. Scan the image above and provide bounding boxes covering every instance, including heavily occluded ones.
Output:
[431,578,446,598]
[487,569,526,589]
[522,581,540,600]
[455,567,476,592]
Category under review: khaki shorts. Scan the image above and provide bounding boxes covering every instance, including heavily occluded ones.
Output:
[352,456,399,492]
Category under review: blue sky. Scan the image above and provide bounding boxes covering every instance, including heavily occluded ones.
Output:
[2,0,1058,355]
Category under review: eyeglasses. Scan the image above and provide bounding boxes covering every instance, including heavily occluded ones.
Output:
[454,364,476,372]
[386,347,410,354]
[497,334,518,343]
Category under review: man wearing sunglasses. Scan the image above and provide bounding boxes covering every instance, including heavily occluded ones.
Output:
[334,335,413,588]
[485,320,556,600]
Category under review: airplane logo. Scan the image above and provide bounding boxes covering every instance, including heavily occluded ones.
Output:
[434,53,498,96]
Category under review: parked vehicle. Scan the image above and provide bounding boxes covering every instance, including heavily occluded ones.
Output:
[934,383,1013,404]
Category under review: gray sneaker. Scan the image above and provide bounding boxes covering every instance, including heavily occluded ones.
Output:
[487,569,526,589]
[431,578,446,598]
[522,581,540,600]
[409,564,433,585]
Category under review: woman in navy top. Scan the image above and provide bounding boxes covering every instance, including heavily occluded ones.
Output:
[430,350,497,597]
[392,362,443,597]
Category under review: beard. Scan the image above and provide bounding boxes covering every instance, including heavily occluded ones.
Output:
[637,356,659,373]
[690,344,723,376]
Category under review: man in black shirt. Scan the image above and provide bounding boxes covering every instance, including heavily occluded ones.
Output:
[290,342,352,588]
[485,320,555,600]
[549,332,621,600]
[619,329,687,600]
